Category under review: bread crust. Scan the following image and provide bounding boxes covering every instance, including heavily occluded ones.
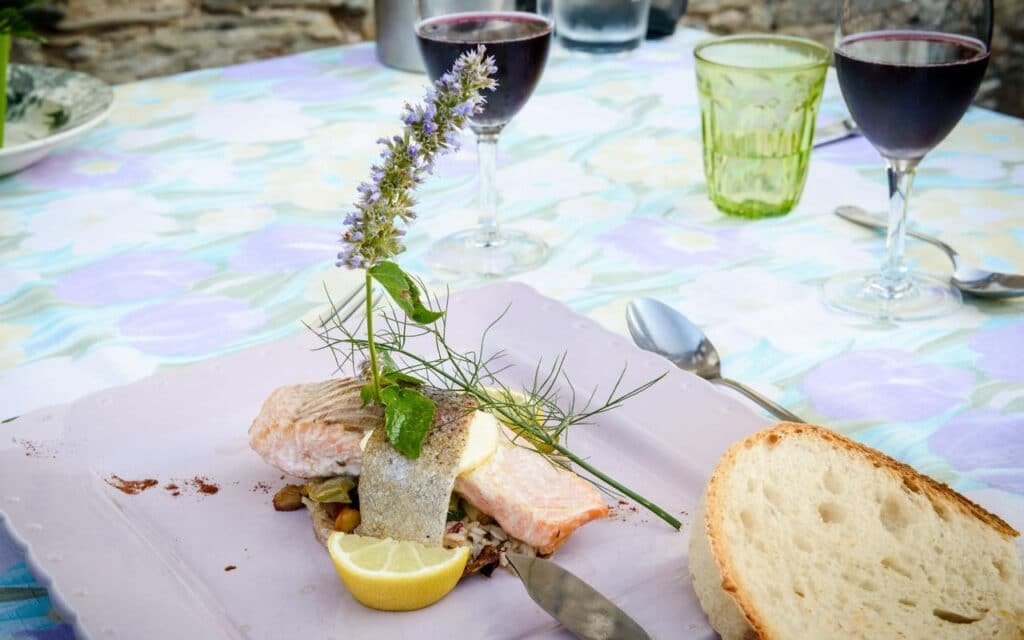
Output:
[702,422,1020,640]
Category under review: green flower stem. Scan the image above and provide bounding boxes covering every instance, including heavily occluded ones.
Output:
[0,32,10,148]
[364,272,383,402]
[374,345,682,530]
[550,442,681,530]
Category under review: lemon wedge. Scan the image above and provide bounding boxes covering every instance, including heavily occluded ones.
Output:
[359,410,498,475]
[327,532,469,611]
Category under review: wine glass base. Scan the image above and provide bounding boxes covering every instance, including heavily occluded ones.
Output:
[425,228,549,277]
[823,270,962,321]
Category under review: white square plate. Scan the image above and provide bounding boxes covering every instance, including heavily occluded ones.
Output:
[1,282,769,639]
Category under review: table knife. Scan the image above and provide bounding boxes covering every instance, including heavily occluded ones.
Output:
[506,552,652,640]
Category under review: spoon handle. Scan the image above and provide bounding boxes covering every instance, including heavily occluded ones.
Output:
[713,377,805,424]
[834,206,960,264]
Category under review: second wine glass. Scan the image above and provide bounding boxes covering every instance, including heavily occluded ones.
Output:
[825,0,992,321]
[415,0,553,277]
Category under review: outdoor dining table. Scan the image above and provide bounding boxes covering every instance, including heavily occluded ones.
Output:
[1,28,1022,639]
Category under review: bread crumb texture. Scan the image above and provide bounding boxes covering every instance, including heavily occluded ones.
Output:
[690,423,1024,640]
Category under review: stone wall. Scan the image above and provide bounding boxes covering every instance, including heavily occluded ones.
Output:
[682,0,1024,118]
[10,0,1024,118]
[11,0,371,84]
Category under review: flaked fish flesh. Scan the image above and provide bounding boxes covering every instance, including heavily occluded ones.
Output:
[455,440,609,554]
[248,378,381,478]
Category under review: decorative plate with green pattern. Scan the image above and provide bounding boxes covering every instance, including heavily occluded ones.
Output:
[0,64,113,175]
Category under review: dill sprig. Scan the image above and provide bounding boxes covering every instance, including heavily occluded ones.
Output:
[309,289,682,531]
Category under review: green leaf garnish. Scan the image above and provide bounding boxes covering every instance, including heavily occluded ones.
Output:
[359,381,375,407]
[378,350,424,387]
[380,384,436,459]
[380,370,424,387]
[368,261,444,324]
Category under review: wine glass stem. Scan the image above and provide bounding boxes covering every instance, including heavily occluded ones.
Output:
[476,130,501,247]
[880,162,916,295]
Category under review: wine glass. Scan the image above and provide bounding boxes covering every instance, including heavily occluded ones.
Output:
[825,0,993,320]
[415,0,553,277]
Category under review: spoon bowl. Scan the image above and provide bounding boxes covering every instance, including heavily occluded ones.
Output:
[625,297,721,379]
[626,298,804,423]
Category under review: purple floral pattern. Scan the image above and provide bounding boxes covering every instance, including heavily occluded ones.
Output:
[18,149,152,189]
[803,350,976,422]
[970,321,1024,381]
[53,250,215,305]
[930,410,1024,493]
[230,223,339,272]
[597,218,762,269]
[119,295,265,357]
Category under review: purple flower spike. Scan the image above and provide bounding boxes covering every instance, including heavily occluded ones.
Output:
[453,100,475,117]
[336,45,496,269]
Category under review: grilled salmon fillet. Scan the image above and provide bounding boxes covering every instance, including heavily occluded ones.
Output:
[249,379,608,552]
[248,378,381,478]
[455,441,609,554]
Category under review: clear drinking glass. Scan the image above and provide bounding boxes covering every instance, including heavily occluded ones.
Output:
[694,35,830,218]
[553,0,652,54]
[415,0,553,277]
[825,0,993,320]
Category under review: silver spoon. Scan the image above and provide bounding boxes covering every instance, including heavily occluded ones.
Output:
[813,117,860,148]
[626,297,804,423]
[835,205,1024,298]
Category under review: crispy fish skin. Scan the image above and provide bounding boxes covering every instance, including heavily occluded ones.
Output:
[248,378,382,478]
[356,391,474,546]
[455,440,610,554]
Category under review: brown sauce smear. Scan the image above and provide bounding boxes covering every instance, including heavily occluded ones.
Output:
[105,475,159,495]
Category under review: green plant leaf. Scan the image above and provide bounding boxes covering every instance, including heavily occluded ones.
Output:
[376,350,424,388]
[380,384,435,459]
[359,381,376,407]
[380,370,424,387]
[368,261,443,324]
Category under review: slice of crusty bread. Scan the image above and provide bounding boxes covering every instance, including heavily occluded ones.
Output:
[689,423,1024,640]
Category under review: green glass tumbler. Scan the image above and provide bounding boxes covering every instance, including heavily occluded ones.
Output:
[694,34,830,218]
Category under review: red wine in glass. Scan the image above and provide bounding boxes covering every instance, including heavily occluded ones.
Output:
[834,30,989,160]
[825,0,992,322]
[416,12,552,132]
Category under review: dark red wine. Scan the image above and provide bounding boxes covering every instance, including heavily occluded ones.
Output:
[834,30,989,161]
[416,12,552,131]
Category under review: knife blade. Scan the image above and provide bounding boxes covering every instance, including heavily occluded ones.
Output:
[813,117,860,148]
[506,552,652,640]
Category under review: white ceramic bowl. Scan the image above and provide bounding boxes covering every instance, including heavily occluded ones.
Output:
[1,64,114,176]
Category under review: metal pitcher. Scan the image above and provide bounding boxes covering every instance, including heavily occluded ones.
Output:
[375,0,426,72]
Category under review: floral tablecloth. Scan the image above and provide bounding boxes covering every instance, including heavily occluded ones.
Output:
[2,28,1022,639]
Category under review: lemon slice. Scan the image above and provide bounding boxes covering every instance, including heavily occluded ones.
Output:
[359,410,498,475]
[458,410,499,474]
[327,532,469,611]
